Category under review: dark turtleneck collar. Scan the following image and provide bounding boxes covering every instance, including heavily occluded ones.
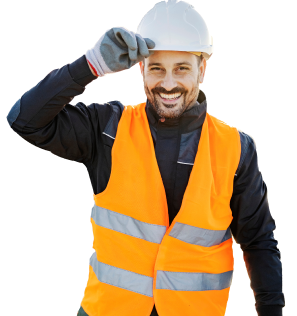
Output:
[145,89,207,134]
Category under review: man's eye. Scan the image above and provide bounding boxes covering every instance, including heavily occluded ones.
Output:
[151,67,189,70]
[151,67,161,71]
[178,67,189,71]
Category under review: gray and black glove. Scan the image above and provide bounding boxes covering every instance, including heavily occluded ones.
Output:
[86,27,155,77]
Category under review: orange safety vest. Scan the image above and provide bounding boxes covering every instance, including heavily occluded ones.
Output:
[80,102,241,316]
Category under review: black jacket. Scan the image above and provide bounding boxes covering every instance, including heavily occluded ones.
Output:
[7,55,285,316]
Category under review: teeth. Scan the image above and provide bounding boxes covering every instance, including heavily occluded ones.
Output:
[160,92,181,100]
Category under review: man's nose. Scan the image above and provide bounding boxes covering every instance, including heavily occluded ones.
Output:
[161,73,177,92]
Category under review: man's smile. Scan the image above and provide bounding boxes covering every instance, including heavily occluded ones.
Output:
[157,93,182,105]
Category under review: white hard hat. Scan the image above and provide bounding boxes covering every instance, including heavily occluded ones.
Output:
[137,0,213,60]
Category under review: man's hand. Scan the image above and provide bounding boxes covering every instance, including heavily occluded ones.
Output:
[86,27,155,77]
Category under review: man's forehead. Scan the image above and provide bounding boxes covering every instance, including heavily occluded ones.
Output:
[146,50,196,66]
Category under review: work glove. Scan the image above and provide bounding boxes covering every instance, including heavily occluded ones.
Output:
[86,27,155,77]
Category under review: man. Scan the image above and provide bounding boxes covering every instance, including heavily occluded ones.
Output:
[7,0,284,315]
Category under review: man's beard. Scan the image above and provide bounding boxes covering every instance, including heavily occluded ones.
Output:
[144,76,200,119]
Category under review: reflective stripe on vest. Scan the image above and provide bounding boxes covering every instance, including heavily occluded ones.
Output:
[80,103,241,316]
[89,209,232,299]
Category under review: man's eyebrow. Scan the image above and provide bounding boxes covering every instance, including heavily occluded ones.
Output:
[147,62,192,67]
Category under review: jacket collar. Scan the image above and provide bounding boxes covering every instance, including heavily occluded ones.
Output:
[145,89,207,134]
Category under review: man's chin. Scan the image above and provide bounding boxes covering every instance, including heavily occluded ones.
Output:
[157,103,184,119]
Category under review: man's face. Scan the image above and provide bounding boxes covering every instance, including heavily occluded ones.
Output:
[140,51,206,119]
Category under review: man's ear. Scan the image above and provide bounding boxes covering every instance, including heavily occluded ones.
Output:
[200,59,207,83]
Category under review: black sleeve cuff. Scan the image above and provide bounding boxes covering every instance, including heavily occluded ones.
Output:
[68,55,97,86]
[256,305,283,316]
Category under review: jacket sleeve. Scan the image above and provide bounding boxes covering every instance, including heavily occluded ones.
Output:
[6,55,112,164]
[230,132,285,316]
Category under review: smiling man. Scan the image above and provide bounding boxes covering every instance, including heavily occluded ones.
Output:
[141,51,205,119]
[7,1,284,316]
